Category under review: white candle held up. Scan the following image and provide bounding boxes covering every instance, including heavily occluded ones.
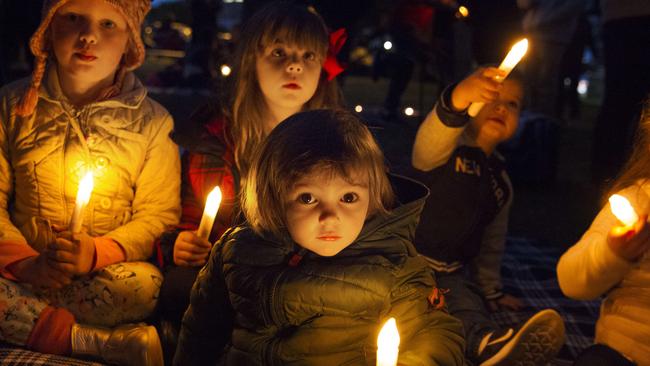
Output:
[609,194,639,227]
[70,172,94,232]
[377,317,400,366]
[197,186,222,240]
[468,38,529,117]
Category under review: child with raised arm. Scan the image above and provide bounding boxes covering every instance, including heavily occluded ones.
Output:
[557,99,650,365]
[0,0,180,365]
[156,0,343,343]
[174,109,464,365]
[411,67,565,365]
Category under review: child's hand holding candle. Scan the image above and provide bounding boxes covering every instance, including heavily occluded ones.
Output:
[468,38,528,117]
[450,67,506,112]
[607,194,650,261]
[173,230,212,267]
[173,186,222,267]
[47,230,96,276]
[44,171,96,276]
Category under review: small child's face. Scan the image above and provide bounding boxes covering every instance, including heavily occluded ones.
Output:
[50,0,129,86]
[285,170,369,256]
[472,79,523,145]
[256,41,322,115]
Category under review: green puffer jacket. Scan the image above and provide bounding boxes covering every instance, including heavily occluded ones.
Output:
[175,175,465,366]
[0,66,181,264]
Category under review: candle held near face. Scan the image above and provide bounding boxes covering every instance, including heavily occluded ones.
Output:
[609,194,639,227]
[468,38,528,117]
[377,317,400,366]
[197,186,223,240]
[70,172,94,233]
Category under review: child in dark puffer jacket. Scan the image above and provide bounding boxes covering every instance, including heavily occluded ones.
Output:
[174,109,465,365]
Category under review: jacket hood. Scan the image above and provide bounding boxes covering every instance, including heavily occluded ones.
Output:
[39,65,147,110]
[354,173,429,251]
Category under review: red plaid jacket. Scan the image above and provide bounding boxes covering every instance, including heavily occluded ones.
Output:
[156,117,239,267]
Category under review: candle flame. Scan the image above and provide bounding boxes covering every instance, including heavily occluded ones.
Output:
[500,38,528,71]
[609,194,638,227]
[205,186,222,217]
[377,318,399,366]
[76,172,94,206]
[196,186,222,240]
[457,6,469,18]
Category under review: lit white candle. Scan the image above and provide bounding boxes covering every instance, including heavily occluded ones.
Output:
[70,172,94,232]
[609,194,639,227]
[197,186,222,240]
[377,317,400,366]
[468,38,529,117]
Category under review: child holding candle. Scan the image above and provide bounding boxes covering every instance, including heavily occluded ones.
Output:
[411,66,565,365]
[156,0,343,350]
[557,99,650,365]
[0,0,181,365]
[174,109,465,365]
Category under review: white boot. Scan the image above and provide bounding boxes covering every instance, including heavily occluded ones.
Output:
[71,323,163,366]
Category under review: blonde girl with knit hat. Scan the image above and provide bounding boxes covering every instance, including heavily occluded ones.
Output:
[0,0,180,365]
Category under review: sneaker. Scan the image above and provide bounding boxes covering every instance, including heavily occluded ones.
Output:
[478,309,565,366]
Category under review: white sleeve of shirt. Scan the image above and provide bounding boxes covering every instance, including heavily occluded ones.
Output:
[411,104,465,172]
[556,184,649,300]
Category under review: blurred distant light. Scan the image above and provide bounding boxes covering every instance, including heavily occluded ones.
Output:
[223,0,243,3]
[577,79,589,95]
[383,41,393,51]
[218,32,232,41]
[354,105,363,113]
[220,64,232,77]
[563,77,571,87]
[404,107,414,116]
[456,6,469,18]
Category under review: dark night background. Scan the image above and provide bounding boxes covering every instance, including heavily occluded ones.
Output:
[2,0,648,251]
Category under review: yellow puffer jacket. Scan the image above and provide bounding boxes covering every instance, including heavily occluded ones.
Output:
[0,67,181,264]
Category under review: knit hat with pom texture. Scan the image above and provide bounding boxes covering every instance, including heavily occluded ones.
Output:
[16,0,151,116]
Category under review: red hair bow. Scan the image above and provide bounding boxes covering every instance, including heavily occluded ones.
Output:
[323,28,347,81]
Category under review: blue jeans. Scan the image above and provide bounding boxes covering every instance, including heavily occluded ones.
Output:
[436,270,497,362]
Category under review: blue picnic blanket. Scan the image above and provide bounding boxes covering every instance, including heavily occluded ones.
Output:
[0,237,599,365]
[491,237,600,365]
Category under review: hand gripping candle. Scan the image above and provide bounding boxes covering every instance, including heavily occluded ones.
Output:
[377,318,400,366]
[468,38,529,117]
[70,172,94,233]
[197,186,222,240]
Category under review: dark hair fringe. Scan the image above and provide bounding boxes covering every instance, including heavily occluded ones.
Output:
[242,109,395,236]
